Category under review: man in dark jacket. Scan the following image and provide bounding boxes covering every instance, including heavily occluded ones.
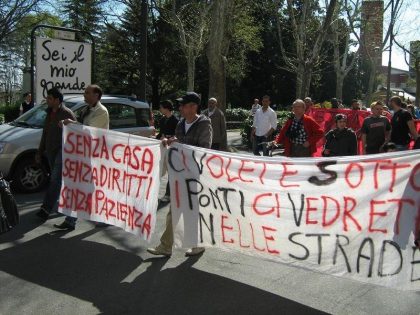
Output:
[35,88,76,220]
[148,92,212,257]
[323,114,358,157]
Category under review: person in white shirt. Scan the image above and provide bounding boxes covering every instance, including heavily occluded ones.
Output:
[251,95,277,156]
[250,98,261,116]
[54,84,110,230]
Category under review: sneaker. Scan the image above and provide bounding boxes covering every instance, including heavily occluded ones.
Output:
[53,220,75,231]
[147,245,172,257]
[185,247,205,257]
[35,208,49,221]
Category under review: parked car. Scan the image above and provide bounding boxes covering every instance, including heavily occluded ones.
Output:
[0,95,155,193]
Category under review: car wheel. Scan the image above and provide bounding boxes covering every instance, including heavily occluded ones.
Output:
[12,156,49,193]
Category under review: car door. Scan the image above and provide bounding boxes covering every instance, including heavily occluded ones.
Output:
[105,103,154,137]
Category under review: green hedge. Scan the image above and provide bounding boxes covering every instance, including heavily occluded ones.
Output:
[225,108,250,122]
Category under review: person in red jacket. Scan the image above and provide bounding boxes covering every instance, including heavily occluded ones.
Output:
[274,99,324,157]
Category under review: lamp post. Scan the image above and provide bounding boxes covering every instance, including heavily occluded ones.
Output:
[138,0,148,102]
[386,1,396,106]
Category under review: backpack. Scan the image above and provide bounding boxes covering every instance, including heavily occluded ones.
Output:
[0,175,19,234]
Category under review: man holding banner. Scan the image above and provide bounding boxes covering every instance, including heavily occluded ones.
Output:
[147,92,213,257]
[35,88,76,221]
[54,84,109,230]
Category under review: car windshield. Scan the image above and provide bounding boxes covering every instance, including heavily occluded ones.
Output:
[12,104,48,128]
[10,99,80,129]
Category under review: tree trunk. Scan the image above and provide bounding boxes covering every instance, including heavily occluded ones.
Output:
[186,54,195,91]
[302,67,313,99]
[336,71,344,101]
[206,0,232,112]
[208,55,226,109]
[365,62,377,107]
[295,63,305,98]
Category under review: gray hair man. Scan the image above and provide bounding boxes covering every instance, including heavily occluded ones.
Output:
[202,97,227,151]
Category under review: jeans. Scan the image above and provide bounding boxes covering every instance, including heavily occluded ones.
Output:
[41,151,62,213]
[253,136,269,156]
[290,143,311,157]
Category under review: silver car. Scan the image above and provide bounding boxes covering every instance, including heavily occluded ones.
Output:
[0,95,155,193]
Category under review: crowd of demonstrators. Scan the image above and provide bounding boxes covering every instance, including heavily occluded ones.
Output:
[274,99,324,157]
[31,85,419,259]
[263,95,418,158]
[361,101,391,155]
[19,92,34,116]
[202,97,228,151]
[148,92,212,257]
[323,114,357,157]
[251,95,278,156]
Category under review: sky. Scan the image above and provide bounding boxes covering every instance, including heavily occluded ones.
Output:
[383,0,420,70]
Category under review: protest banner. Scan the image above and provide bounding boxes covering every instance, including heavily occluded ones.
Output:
[35,37,92,105]
[58,124,161,240]
[168,143,420,290]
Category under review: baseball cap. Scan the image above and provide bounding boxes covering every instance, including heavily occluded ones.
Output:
[176,92,201,105]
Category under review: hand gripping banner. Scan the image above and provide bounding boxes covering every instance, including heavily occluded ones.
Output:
[168,143,420,290]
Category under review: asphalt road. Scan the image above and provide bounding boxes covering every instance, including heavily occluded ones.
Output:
[1,132,420,315]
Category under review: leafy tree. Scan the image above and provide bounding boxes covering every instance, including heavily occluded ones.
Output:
[62,0,105,38]
[0,0,42,44]
[276,0,338,99]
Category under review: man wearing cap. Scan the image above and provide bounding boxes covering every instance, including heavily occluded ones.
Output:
[148,92,212,257]
[323,114,358,157]
[202,97,227,151]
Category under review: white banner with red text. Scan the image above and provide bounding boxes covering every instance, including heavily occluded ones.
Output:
[58,124,161,240]
[168,143,420,290]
